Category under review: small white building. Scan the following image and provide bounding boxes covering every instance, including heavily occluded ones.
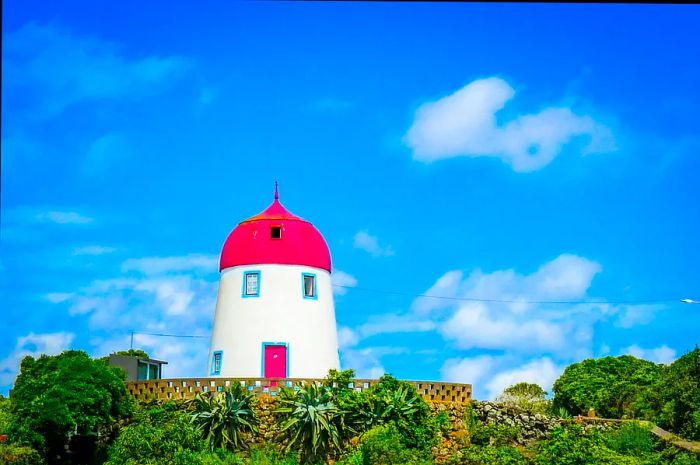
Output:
[207,186,340,379]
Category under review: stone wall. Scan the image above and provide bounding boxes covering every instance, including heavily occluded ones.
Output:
[472,401,562,442]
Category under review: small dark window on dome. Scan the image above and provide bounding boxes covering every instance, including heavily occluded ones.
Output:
[270,226,282,239]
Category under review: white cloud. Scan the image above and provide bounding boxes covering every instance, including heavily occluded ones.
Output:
[121,254,218,274]
[484,358,561,400]
[440,302,568,353]
[404,77,615,172]
[36,210,93,224]
[337,326,359,349]
[0,332,75,386]
[620,344,676,364]
[45,292,73,303]
[5,23,191,118]
[441,355,562,400]
[441,355,496,387]
[340,346,407,379]
[412,270,464,315]
[353,230,394,257]
[332,270,358,295]
[46,253,219,377]
[134,277,195,316]
[410,254,604,357]
[613,304,661,328]
[0,206,94,245]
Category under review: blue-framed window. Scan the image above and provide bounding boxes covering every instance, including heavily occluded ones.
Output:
[242,270,261,298]
[211,350,223,375]
[302,272,317,300]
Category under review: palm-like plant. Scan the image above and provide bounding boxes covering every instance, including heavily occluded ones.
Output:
[274,383,345,464]
[190,384,259,451]
[383,385,420,421]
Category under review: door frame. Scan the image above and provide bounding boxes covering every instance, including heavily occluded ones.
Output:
[261,342,289,378]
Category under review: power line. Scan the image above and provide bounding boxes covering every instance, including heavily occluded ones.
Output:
[331,284,680,305]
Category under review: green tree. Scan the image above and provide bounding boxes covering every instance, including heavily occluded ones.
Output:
[552,355,661,418]
[655,347,700,440]
[111,349,150,358]
[0,395,11,435]
[496,382,550,414]
[9,350,135,464]
[191,385,259,451]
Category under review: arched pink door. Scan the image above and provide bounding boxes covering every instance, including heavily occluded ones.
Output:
[264,344,287,378]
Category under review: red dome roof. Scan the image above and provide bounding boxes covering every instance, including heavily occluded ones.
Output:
[219,191,331,272]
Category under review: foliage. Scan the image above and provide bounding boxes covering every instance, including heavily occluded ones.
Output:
[552,355,661,419]
[8,350,134,463]
[0,443,45,465]
[602,421,656,456]
[534,424,650,465]
[275,383,344,464]
[244,446,300,465]
[0,396,11,435]
[323,369,356,401]
[337,424,432,465]
[497,382,551,414]
[111,349,150,359]
[340,374,435,450]
[191,385,259,451]
[464,403,522,448]
[469,421,522,448]
[458,445,528,465]
[655,347,700,440]
[555,406,573,419]
[106,402,223,465]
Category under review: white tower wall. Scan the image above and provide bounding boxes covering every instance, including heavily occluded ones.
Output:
[207,264,340,378]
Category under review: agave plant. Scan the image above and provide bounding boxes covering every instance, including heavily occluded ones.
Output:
[383,385,420,421]
[274,383,345,464]
[190,384,259,451]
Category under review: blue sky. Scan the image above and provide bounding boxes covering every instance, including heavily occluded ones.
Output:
[2,1,699,399]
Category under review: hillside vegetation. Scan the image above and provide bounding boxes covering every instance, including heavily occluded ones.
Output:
[0,348,698,465]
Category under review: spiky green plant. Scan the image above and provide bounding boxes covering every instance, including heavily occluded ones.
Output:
[274,383,345,464]
[190,384,258,451]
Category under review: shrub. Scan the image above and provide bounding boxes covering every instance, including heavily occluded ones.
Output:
[496,382,551,414]
[343,375,435,450]
[106,403,213,465]
[458,445,527,465]
[275,383,344,464]
[0,443,45,465]
[468,420,521,447]
[245,446,300,465]
[191,385,259,451]
[534,424,645,465]
[602,421,657,456]
[337,424,432,465]
[323,369,356,401]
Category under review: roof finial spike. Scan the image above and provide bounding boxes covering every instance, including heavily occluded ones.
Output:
[274,181,279,200]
